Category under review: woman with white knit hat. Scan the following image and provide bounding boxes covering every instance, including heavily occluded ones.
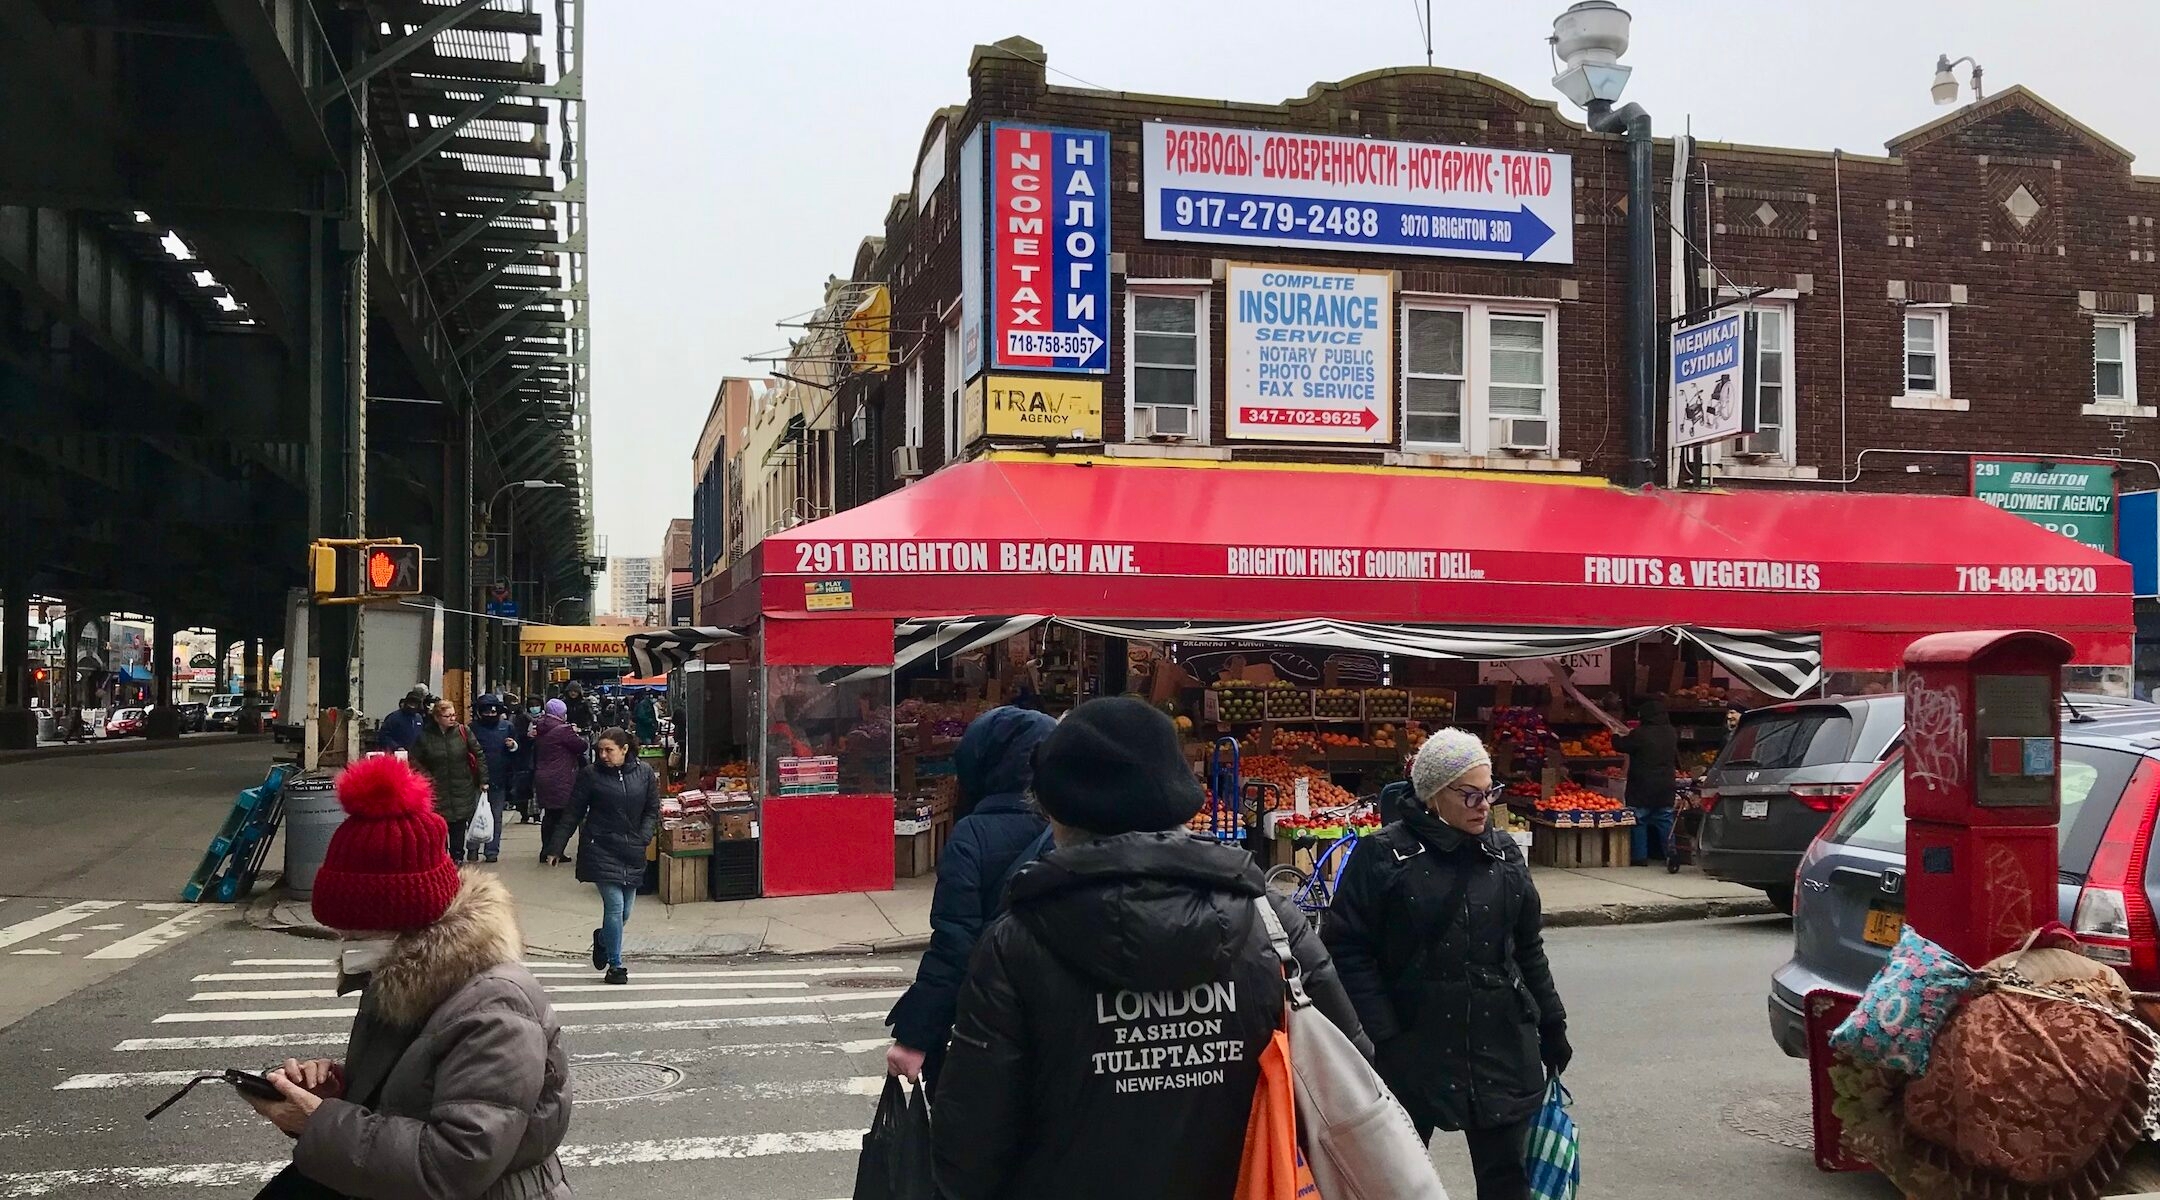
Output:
[1322,727,1570,1200]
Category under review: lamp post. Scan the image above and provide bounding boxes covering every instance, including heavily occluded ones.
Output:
[1931,54,1983,105]
[481,480,564,686]
[550,596,585,623]
[1550,1,1656,489]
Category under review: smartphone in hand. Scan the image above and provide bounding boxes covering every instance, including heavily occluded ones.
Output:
[145,1068,282,1119]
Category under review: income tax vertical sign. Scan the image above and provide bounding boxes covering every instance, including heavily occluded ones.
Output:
[991,124,1111,374]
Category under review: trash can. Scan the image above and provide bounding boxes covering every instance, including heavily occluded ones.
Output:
[281,774,344,896]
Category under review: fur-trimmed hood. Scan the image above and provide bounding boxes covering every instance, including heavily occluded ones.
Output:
[367,868,523,1026]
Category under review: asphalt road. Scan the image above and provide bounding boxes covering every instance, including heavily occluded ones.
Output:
[0,906,1898,1198]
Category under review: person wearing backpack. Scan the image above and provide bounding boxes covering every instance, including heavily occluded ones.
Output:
[408,699,487,864]
[1323,728,1571,1200]
[932,697,1370,1200]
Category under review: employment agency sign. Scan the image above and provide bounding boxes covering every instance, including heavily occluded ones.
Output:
[1971,457,2119,554]
[1226,265,1392,443]
[990,123,1110,374]
[1143,122,1571,263]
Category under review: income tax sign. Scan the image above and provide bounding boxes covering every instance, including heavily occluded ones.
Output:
[991,123,1111,374]
[1226,265,1392,443]
[1143,122,1572,264]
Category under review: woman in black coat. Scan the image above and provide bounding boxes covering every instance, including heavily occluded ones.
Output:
[541,727,659,985]
[1323,727,1569,1200]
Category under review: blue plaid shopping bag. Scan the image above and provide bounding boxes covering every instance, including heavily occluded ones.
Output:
[1524,1077,1581,1200]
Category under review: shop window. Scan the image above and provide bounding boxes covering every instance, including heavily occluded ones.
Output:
[1400,301,1558,454]
[943,318,963,460]
[1127,287,1207,441]
[2096,317,2136,404]
[903,356,924,449]
[1904,308,1949,398]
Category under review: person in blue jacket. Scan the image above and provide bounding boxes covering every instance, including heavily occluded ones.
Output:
[469,694,518,862]
[376,685,430,753]
[884,705,1058,1091]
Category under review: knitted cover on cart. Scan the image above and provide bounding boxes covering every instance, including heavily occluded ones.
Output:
[1897,986,2154,1199]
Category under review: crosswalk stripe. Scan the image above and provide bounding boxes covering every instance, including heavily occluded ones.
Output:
[192,964,903,983]
[152,989,905,1024]
[85,910,205,961]
[186,980,815,1001]
[227,958,332,966]
[0,1131,865,1195]
[0,901,123,949]
[115,1008,893,1052]
[61,1046,891,1091]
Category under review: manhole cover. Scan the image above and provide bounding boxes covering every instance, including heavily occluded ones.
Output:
[571,1061,683,1102]
[822,976,915,989]
[1721,1093,1816,1150]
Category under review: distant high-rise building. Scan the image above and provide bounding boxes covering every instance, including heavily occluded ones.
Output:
[606,556,661,619]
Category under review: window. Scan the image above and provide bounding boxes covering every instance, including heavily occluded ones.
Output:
[1904,309,1949,397]
[903,357,924,448]
[1400,302,1559,453]
[943,319,963,460]
[1126,286,1208,440]
[2096,318,2136,404]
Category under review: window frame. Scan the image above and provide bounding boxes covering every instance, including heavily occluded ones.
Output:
[1397,297,1561,455]
[2095,316,2137,405]
[1902,306,1951,399]
[942,317,963,461]
[903,355,924,449]
[1123,282,1211,444]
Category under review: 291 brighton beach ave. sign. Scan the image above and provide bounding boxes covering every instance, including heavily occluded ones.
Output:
[1143,122,1571,264]
[1226,265,1392,443]
[990,123,1110,374]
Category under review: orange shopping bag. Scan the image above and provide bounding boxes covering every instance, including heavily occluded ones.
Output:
[1235,1027,1321,1200]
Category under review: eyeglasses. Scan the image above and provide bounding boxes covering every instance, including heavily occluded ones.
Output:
[145,1069,280,1120]
[1449,783,1507,808]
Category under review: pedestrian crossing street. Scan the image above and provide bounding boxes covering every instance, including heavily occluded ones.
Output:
[0,897,211,961]
[0,950,915,1198]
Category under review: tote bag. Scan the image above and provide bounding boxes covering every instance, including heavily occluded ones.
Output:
[1233,1026,1318,1200]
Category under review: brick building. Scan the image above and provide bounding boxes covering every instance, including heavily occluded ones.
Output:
[831,37,2158,507]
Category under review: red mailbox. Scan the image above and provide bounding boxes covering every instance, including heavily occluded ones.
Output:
[1900,630,2074,966]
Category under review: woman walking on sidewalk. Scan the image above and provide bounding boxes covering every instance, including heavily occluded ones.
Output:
[530,698,585,862]
[1323,728,1570,1200]
[409,699,486,864]
[541,727,659,985]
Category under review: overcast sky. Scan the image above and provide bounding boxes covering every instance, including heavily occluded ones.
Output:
[583,0,2160,557]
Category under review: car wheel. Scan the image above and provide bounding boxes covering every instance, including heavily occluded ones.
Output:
[1761,883,1795,916]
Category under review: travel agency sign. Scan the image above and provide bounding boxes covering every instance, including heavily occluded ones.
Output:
[1142,122,1572,263]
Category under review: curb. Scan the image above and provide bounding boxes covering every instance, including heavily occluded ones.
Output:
[1544,896,1778,927]
[0,734,271,767]
[243,885,340,941]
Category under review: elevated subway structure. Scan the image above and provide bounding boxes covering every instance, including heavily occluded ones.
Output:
[0,0,595,749]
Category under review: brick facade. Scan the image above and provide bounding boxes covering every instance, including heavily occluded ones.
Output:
[832,38,2160,505]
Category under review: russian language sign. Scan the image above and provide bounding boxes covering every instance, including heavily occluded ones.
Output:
[1225,265,1392,443]
[1669,312,1747,448]
[991,123,1110,374]
[1971,457,2118,554]
[1143,122,1571,263]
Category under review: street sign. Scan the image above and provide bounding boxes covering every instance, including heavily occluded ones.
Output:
[1670,311,1752,448]
[1143,123,1572,264]
[989,123,1110,375]
[1224,264,1392,443]
[1970,457,2119,554]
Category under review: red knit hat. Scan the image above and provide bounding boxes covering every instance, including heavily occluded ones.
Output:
[311,755,462,933]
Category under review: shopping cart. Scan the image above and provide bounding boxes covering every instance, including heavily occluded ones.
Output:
[1666,775,1706,873]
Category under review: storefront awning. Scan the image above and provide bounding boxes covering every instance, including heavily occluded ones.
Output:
[623,626,745,677]
[740,458,2132,670]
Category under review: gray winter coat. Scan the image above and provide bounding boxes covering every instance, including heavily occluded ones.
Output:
[293,870,573,1199]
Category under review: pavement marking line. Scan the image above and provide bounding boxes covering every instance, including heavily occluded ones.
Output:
[0,1132,865,1194]
[8,949,58,956]
[185,980,816,1001]
[85,910,206,960]
[86,924,126,931]
[77,1041,893,1087]
[0,900,123,949]
[193,964,902,983]
[53,1070,212,1091]
[135,903,188,912]
[48,934,81,943]
[227,958,331,966]
[115,1009,894,1051]
[153,989,906,1023]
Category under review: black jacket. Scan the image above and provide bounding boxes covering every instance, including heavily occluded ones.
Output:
[1615,717,1680,808]
[545,760,660,886]
[1321,810,1566,1131]
[933,832,1370,1200]
[886,708,1057,1073]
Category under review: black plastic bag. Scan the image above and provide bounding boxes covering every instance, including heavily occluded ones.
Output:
[853,1077,934,1200]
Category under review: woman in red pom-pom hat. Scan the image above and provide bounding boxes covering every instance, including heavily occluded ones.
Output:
[240,754,572,1198]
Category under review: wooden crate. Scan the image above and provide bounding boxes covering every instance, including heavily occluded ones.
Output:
[658,851,710,905]
[1528,822,1633,868]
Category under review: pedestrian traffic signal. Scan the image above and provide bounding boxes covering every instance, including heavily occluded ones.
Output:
[31,667,47,684]
[360,544,424,596]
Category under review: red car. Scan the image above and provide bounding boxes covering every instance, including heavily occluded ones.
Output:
[105,707,147,737]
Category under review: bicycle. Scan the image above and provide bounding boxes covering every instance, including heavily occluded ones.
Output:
[1263,797,1377,933]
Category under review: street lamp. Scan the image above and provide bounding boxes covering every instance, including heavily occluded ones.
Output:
[1550,1,1657,488]
[1931,54,1984,106]
[478,480,565,688]
[550,596,585,622]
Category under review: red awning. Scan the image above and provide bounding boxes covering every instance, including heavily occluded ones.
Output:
[741,459,2132,668]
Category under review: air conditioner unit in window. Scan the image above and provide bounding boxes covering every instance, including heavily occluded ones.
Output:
[1132,404,1196,441]
[1490,416,1552,454]
[1732,431,1781,459]
[891,444,923,479]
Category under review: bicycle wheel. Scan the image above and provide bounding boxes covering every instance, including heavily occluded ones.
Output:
[1264,863,1309,901]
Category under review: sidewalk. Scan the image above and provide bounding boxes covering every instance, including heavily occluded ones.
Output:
[0,732,269,767]
[249,818,1773,958]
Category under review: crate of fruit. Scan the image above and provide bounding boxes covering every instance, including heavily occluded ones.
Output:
[1409,690,1456,721]
[1210,683,1265,722]
[1364,688,1410,720]
[1313,688,1361,719]
[1264,686,1313,720]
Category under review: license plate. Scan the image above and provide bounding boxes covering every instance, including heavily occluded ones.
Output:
[1741,798,1770,819]
[1862,908,1905,947]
